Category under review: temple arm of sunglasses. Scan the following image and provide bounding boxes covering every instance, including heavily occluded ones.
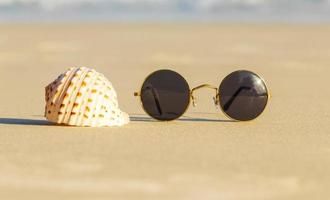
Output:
[222,86,269,111]
[222,86,251,111]
[134,88,163,115]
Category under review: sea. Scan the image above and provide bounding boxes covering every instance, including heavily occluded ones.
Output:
[0,0,330,23]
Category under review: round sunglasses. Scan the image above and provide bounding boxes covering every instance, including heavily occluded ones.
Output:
[134,69,269,121]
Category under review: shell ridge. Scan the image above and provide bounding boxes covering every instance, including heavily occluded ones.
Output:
[47,72,68,120]
[49,80,65,122]
[57,67,80,124]
[78,69,99,126]
[57,68,79,124]
[75,69,96,126]
[46,68,75,122]
[64,68,90,124]
[69,68,92,126]
[91,74,107,127]
[97,72,113,127]
[45,84,52,117]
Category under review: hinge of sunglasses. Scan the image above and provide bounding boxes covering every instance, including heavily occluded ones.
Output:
[213,93,220,106]
[191,93,197,107]
[134,92,140,97]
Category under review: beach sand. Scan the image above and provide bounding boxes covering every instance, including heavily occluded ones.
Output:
[0,23,329,199]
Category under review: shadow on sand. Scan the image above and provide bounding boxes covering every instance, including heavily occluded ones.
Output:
[0,118,53,126]
[129,114,236,123]
[0,113,235,126]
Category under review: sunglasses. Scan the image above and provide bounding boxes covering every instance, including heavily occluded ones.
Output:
[134,69,269,121]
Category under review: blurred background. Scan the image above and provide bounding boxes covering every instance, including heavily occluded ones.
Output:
[1,0,330,23]
[1,1,330,199]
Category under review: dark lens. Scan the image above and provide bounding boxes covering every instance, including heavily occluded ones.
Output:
[219,70,268,121]
[140,70,190,121]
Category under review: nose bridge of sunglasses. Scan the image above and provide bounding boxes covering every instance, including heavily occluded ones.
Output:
[190,84,219,107]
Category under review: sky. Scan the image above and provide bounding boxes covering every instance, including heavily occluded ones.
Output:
[0,0,330,22]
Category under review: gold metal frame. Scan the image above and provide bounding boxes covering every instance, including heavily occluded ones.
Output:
[134,69,270,122]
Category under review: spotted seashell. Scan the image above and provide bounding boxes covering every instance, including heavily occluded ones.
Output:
[45,67,129,127]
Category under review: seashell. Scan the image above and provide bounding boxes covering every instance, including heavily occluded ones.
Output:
[45,67,129,127]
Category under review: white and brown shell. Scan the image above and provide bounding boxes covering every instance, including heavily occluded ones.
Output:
[45,67,129,127]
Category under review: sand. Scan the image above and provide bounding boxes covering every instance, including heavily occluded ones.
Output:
[0,23,329,199]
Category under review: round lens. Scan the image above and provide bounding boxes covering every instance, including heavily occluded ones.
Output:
[140,70,190,121]
[219,70,268,121]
